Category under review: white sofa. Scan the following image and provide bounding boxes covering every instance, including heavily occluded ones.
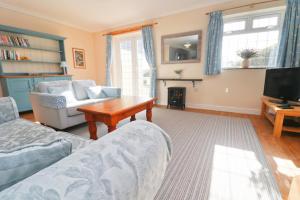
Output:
[30,80,121,129]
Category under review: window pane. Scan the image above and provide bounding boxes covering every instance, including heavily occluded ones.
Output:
[137,39,150,97]
[115,35,150,97]
[252,16,278,28]
[224,21,246,33]
[222,30,279,68]
[120,40,133,96]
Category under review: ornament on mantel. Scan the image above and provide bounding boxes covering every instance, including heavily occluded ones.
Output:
[174,69,183,79]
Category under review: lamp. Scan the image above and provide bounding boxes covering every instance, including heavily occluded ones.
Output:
[184,43,191,48]
[60,61,68,75]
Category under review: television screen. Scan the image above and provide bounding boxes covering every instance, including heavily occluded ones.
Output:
[264,68,300,102]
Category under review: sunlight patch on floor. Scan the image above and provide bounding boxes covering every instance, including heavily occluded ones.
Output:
[273,157,300,178]
[209,145,277,200]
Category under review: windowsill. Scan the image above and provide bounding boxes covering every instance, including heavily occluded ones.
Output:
[223,67,266,70]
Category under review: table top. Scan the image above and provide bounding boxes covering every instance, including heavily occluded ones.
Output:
[77,96,156,116]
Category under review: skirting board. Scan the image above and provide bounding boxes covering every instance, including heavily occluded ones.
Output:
[159,103,260,115]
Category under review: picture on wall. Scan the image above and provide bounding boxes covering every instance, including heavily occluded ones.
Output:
[72,48,86,69]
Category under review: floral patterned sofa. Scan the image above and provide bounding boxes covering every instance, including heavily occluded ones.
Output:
[0,97,172,200]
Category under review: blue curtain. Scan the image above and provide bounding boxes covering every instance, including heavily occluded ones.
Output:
[204,11,224,75]
[105,35,112,86]
[276,0,300,68]
[142,26,157,97]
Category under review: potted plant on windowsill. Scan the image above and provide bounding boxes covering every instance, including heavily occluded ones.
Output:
[237,49,258,68]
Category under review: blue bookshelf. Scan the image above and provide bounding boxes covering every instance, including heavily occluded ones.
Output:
[0,44,62,53]
[1,60,61,65]
[0,24,67,75]
[0,24,71,112]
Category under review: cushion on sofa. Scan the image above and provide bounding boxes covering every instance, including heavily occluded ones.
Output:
[37,80,71,93]
[101,86,122,97]
[0,139,72,191]
[86,86,107,99]
[48,85,77,104]
[0,118,91,152]
[66,98,111,116]
[72,80,96,100]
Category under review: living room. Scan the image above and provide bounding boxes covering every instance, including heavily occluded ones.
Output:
[0,0,299,199]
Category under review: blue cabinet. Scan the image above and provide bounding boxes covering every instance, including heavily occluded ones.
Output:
[0,76,72,112]
[6,78,32,112]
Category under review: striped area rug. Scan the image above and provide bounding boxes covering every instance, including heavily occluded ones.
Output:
[69,108,282,200]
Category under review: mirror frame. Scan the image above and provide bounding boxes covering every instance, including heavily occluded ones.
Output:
[161,30,202,64]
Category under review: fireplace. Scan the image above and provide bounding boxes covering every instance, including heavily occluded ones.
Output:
[167,87,186,110]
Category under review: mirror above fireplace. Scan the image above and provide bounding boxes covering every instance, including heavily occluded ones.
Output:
[161,30,202,64]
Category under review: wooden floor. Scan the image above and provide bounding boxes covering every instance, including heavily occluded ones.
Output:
[21,107,300,200]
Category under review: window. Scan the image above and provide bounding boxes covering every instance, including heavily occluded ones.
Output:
[112,32,150,97]
[222,9,284,69]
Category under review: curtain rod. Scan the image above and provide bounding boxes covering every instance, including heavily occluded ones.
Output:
[205,0,281,15]
[102,22,158,36]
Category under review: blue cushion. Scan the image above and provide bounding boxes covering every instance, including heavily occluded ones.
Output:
[0,139,72,191]
[102,87,122,97]
[48,86,77,104]
[72,80,96,100]
[86,86,107,99]
[37,80,71,93]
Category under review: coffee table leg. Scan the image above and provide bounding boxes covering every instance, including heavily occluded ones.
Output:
[130,115,136,122]
[108,124,117,132]
[85,113,98,140]
[87,121,98,140]
[146,108,152,122]
[107,117,118,133]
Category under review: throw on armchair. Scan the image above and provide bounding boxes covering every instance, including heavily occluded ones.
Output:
[30,80,121,129]
[0,97,19,124]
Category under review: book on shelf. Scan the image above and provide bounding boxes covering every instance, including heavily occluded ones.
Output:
[0,49,20,61]
[0,34,30,48]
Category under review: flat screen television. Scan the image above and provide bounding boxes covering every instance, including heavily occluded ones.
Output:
[263,68,300,104]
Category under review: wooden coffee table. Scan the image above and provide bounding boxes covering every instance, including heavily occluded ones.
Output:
[77,96,156,140]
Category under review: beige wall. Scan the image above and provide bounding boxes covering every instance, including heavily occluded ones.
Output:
[0,7,99,97]
[93,32,106,84]
[94,0,284,114]
[0,0,285,114]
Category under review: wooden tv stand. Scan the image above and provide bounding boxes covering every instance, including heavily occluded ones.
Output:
[261,97,300,137]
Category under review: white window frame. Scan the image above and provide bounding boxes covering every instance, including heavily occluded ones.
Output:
[223,11,284,36]
[113,34,140,93]
[111,32,150,97]
[222,8,285,69]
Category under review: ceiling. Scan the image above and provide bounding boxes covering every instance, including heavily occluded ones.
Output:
[0,0,233,32]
